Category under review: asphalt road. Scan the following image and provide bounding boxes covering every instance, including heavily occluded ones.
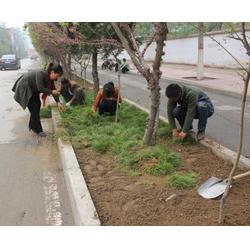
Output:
[0,59,74,225]
[82,66,250,157]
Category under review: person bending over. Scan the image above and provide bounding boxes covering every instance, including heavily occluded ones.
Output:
[92,81,122,116]
[60,78,86,107]
[166,83,214,141]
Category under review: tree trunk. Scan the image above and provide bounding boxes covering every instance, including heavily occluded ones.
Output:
[67,53,72,78]
[143,84,161,145]
[92,50,100,97]
[111,22,167,145]
[84,68,86,89]
[143,23,167,145]
[197,22,204,80]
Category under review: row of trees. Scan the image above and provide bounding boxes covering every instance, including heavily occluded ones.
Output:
[0,26,29,58]
[0,27,12,55]
[27,22,167,145]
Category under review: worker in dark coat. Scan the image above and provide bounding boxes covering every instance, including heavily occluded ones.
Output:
[60,78,86,106]
[12,63,64,137]
[166,83,214,141]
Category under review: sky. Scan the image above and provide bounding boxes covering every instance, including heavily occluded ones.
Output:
[4,22,25,28]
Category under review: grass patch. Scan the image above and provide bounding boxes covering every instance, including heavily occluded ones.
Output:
[149,162,175,176]
[40,105,52,119]
[171,134,197,145]
[60,90,195,188]
[168,172,198,189]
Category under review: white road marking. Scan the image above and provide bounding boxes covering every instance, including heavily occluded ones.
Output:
[43,171,63,226]
[216,105,241,111]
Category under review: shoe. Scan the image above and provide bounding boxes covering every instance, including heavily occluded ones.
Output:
[196,131,205,141]
[37,132,47,137]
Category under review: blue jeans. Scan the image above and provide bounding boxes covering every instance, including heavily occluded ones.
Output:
[172,100,214,132]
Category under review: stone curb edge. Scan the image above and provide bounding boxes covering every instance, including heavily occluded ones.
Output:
[51,105,101,226]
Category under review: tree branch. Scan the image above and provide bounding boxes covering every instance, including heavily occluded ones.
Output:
[189,23,248,73]
[219,59,250,224]
[142,33,156,58]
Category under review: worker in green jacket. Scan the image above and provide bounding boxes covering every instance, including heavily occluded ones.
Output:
[166,83,214,141]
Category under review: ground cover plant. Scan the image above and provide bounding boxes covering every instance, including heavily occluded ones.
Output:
[60,90,198,188]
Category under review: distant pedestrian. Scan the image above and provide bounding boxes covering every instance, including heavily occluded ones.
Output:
[92,81,122,116]
[60,78,86,107]
[166,83,214,141]
[120,58,129,73]
[12,62,64,137]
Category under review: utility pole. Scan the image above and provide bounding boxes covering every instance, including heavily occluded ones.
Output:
[197,22,204,80]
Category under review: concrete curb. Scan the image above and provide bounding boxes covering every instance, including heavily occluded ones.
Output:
[124,98,250,171]
[51,105,101,226]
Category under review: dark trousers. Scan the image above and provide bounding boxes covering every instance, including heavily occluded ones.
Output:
[172,100,214,132]
[98,99,117,116]
[27,93,43,134]
[71,88,85,106]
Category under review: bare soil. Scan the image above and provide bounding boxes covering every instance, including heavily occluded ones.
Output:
[75,139,250,226]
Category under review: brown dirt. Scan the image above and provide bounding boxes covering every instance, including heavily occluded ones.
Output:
[75,140,250,226]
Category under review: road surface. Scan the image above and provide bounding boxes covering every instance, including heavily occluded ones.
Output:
[0,59,74,225]
[83,66,250,157]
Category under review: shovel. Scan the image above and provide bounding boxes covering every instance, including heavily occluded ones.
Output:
[198,170,250,199]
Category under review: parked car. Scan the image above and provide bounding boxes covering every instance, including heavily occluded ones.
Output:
[0,54,21,70]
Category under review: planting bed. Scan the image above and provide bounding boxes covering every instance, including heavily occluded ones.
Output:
[60,90,250,225]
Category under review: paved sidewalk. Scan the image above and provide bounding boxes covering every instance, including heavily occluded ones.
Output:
[129,62,250,98]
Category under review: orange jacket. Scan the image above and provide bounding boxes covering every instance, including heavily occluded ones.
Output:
[92,87,122,112]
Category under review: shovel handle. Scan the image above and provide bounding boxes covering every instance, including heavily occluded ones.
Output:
[232,170,250,181]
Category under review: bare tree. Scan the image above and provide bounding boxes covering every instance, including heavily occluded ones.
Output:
[218,22,250,224]
[190,22,250,224]
[73,54,91,88]
[197,22,204,80]
[92,49,100,96]
[112,22,168,145]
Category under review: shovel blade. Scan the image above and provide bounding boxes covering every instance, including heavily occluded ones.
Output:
[198,176,227,199]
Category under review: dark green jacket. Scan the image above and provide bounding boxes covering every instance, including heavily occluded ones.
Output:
[12,70,59,110]
[167,85,210,133]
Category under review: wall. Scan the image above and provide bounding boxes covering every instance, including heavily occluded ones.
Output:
[120,31,250,68]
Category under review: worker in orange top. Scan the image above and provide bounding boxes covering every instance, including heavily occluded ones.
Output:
[92,81,122,115]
